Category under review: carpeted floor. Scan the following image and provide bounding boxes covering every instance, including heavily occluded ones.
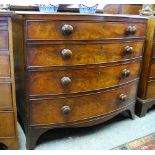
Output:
[113,132,155,150]
[18,108,155,150]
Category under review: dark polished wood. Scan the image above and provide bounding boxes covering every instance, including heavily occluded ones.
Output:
[121,5,142,15]
[146,80,155,98]
[27,41,144,67]
[136,18,155,117]
[136,97,155,117]
[30,81,137,126]
[0,112,16,137]
[103,4,121,14]
[13,13,147,149]
[0,14,18,150]
[103,4,144,15]
[149,58,155,78]
[26,21,146,40]
[0,55,10,77]
[0,82,12,110]
[28,60,141,96]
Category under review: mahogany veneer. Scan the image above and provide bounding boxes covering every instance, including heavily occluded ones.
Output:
[13,13,147,149]
[26,21,146,40]
[136,18,155,117]
[0,12,18,150]
[103,4,155,15]
[27,41,144,66]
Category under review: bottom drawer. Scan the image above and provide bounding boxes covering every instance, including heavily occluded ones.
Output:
[0,55,10,77]
[0,112,15,137]
[146,80,155,98]
[0,83,12,109]
[30,81,138,126]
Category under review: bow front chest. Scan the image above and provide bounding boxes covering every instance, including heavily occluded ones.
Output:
[13,13,147,149]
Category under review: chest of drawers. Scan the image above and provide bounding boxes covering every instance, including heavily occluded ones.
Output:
[136,18,155,117]
[0,12,18,149]
[13,13,147,149]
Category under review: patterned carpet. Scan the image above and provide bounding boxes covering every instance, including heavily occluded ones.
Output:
[113,132,155,150]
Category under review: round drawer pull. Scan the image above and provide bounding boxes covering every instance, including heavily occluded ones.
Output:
[60,77,72,88]
[121,69,130,78]
[61,49,72,60]
[124,46,133,54]
[62,24,74,35]
[126,26,137,34]
[61,105,71,115]
[119,94,127,102]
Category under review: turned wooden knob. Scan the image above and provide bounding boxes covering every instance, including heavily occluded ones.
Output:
[126,26,137,34]
[124,46,133,54]
[61,105,71,115]
[62,24,74,35]
[60,77,72,88]
[121,69,130,78]
[61,49,72,60]
[119,94,127,102]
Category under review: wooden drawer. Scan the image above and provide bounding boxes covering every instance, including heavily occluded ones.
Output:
[27,41,144,67]
[0,31,9,50]
[0,55,10,77]
[28,60,141,96]
[26,21,145,40]
[0,20,8,31]
[0,83,12,109]
[0,112,15,137]
[149,58,155,78]
[30,81,137,125]
[146,80,155,98]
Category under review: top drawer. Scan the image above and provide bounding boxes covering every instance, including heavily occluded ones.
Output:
[26,21,146,40]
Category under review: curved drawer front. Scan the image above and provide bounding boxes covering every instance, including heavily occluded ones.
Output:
[0,83,12,109]
[30,81,137,125]
[26,21,145,40]
[28,60,141,96]
[27,41,144,67]
[0,55,10,77]
[0,112,15,137]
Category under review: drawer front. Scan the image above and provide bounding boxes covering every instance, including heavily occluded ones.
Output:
[0,31,9,50]
[30,81,137,125]
[0,55,10,77]
[149,59,155,78]
[0,112,15,137]
[0,83,12,109]
[0,20,8,31]
[27,41,144,67]
[146,80,155,98]
[26,21,145,40]
[28,60,141,96]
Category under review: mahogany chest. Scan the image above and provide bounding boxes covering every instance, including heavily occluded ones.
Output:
[136,18,155,117]
[0,12,18,149]
[13,13,147,149]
